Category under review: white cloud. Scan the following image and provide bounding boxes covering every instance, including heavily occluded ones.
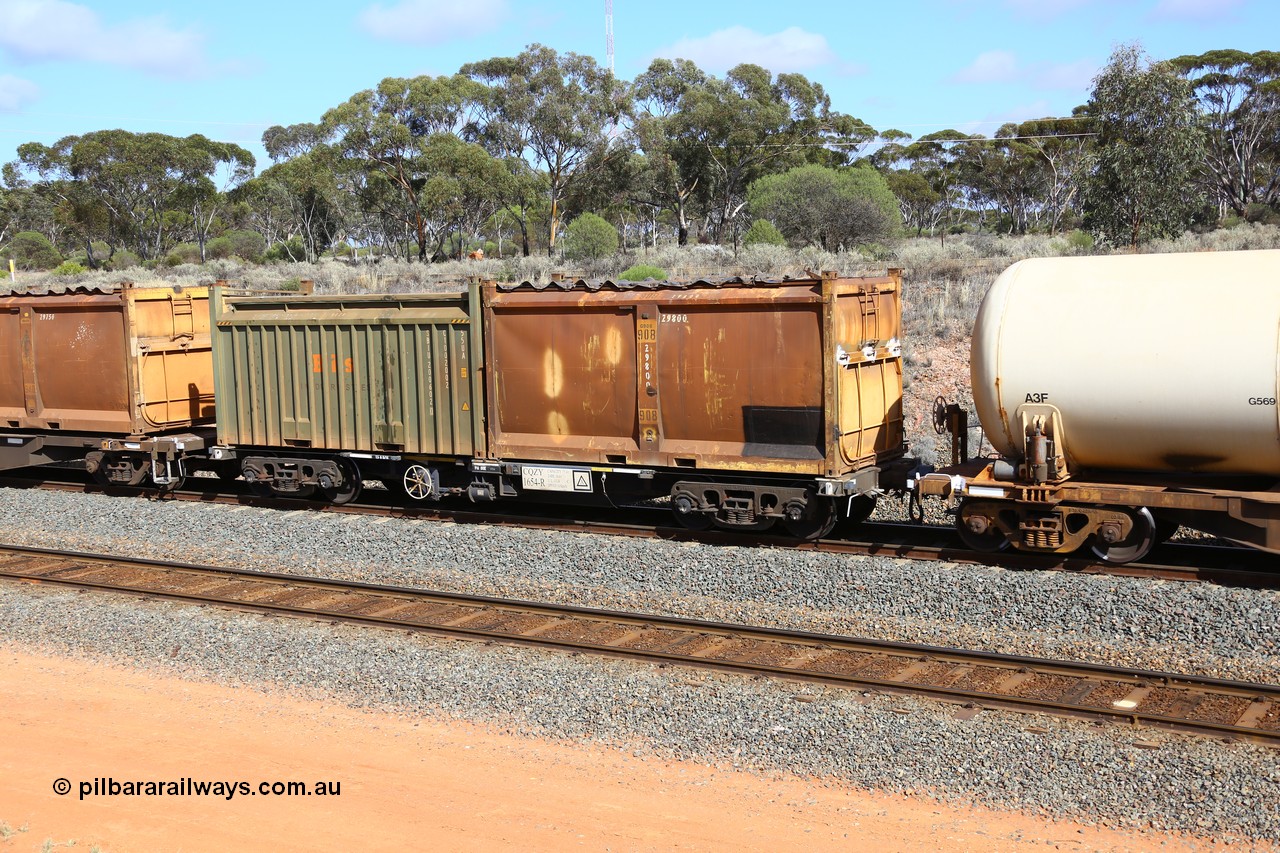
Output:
[358,0,508,44]
[953,51,1019,84]
[651,26,843,75]
[0,1,209,76]
[0,74,38,111]
[952,52,1098,90]
[1150,0,1243,20]
[1037,58,1098,90]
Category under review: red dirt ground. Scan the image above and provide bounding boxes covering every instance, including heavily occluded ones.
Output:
[0,645,1246,853]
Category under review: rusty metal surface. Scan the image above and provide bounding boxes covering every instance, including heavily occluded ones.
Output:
[211,288,484,455]
[483,273,905,475]
[958,463,1280,554]
[0,284,213,435]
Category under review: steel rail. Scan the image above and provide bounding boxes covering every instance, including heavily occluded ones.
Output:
[1,543,1276,746]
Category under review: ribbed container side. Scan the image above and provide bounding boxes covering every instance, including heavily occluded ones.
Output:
[212,291,480,456]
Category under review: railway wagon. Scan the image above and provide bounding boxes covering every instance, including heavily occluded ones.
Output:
[209,287,484,504]
[483,273,907,537]
[921,249,1280,561]
[0,283,216,487]
[210,272,908,538]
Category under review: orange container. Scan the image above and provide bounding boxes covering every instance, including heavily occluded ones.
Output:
[482,273,905,478]
[0,284,214,435]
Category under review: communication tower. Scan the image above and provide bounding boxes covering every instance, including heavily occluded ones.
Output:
[605,0,614,75]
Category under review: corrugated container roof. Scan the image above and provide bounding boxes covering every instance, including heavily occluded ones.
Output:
[2,285,119,297]
[496,274,824,292]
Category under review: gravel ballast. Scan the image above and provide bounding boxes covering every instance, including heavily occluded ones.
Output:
[3,489,1275,683]
[2,487,1279,841]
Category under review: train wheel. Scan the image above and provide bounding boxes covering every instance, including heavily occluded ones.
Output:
[320,459,362,506]
[670,489,713,531]
[1090,507,1156,564]
[844,494,877,526]
[247,479,276,498]
[955,502,1010,552]
[782,498,838,541]
[90,464,112,488]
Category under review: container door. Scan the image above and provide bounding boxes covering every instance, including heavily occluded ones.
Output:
[831,284,904,470]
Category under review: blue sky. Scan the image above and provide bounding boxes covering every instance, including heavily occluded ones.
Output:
[0,0,1272,174]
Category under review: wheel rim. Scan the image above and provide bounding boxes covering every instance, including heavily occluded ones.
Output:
[670,488,712,530]
[321,459,362,506]
[956,502,1010,552]
[844,494,877,526]
[1091,507,1156,564]
[782,499,838,541]
[90,462,112,487]
[402,464,434,501]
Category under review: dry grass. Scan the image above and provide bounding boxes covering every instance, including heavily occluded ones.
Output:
[9,225,1278,340]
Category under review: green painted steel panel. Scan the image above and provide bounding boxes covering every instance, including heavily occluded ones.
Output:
[211,289,483,456]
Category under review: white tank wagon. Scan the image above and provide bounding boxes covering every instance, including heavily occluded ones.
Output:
[920,249,1280,563]
[973,250,1280,477]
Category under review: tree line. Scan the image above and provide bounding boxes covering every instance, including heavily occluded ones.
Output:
[1,43,1276,271]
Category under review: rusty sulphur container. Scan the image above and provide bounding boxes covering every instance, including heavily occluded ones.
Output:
[0,283,214,435]
[211,287,484,456]
[483,272,905,477]
[972,249,1280,476]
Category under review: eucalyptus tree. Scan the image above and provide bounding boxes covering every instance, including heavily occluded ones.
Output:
[489,156,548,257]
[683,64,877,243]
[884,169,943,236]
[747,163,899,250]
[955,128,1046,234]
[318,74,487,261]
[1083,44,1207,247]
[10,130,253,263]
[417,133,509,258]
[0,172,63,249]
[1011,114,1094,233]
[463,44,629,255]
[1171,49,1280,214]
[254,153,343,262]
[184,136,257,261]
[630,58,713,245]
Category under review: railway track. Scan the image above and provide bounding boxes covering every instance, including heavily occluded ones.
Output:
[4,471,1276,589]
[1,543,1277,747]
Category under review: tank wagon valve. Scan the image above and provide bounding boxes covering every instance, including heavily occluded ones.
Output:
[1023,418,1055,484]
